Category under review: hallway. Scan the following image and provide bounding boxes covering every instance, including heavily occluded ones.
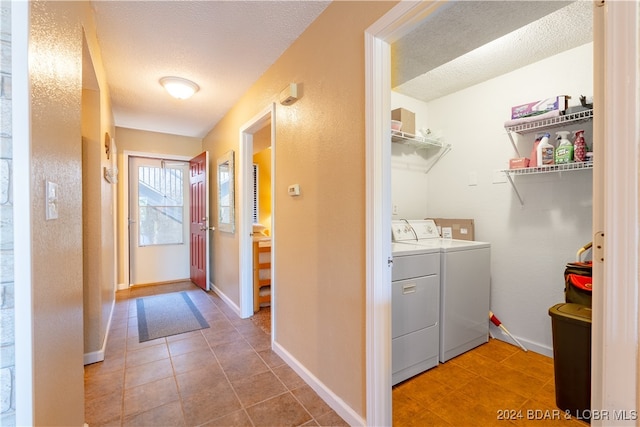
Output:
[84,282,348,426]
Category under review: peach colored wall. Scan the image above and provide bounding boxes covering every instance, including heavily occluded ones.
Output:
[202,1,396,417]
[81,5,118,362]
[29,1,89,424]
[114,126,202,285]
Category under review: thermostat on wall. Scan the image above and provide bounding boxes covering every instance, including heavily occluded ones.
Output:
[288,184,300,196]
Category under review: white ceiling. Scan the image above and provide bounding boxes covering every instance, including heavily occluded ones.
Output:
[90,1,330,138]
[90,1,593,139]
[392,1,593,102]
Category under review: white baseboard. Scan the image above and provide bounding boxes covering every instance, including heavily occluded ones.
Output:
[83,294,116,365]
[210,282,242,318]
[272,340,364,427]
[83,349,104,365]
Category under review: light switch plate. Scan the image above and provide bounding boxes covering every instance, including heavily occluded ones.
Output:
[288,184,300,196]
[468,171,477,186]
[46,181,58,220]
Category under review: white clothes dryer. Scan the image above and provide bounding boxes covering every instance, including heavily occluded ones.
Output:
[390,242,440,384]
[392,219,491,363]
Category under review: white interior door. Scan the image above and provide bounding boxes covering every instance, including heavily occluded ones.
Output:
[129,156,190,285]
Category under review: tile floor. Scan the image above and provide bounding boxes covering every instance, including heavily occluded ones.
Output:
[393,338,589,427]
[84,281,348,426]
[85,281,587,427]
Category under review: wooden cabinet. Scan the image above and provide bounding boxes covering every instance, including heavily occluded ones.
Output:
[253,239,271,312]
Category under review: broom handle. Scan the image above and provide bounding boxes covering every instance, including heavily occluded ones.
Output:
[498,324,528,352]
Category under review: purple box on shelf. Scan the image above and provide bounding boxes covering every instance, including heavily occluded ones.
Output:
[511,96,570,120]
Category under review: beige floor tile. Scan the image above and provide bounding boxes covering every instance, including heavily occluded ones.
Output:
[291,384,333,419]
[170,347,220,375]
[84,389,123,426]
[315,409,351,427]
[122,400,185,427]
[272,363,306,390]
[218,350,270,381]
[245,393,313,427]
[231,370,287,407]
[125,342,170,367]
[167,333,210,357]
[200,409,253,426]
[180,381,243,426]
[124,357,174,389]
[122,376,180,417]
[175,364,228,399]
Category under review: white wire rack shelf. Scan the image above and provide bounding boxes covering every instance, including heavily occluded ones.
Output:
[503,161,593,176]
[391,130,452,174]
[391,130,444,148]
[505,109,593,134]
[502,162,593,206]
[505,109,593,157]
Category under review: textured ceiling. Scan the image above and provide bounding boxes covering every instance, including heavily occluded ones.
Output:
[393,1,593,102]
[91,1,330,138]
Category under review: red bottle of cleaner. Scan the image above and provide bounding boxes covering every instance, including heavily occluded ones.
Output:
[573,129,586,162]
[529,134,543,168]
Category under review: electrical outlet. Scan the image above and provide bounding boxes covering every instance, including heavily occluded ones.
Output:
[393,205,398,215]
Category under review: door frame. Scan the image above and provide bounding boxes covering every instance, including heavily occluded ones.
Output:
[121,150,193,289]
[238,104,276,319]
[364,2,638,426]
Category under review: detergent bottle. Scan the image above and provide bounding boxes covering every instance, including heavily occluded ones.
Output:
[529,134,543,168]
[573,129,586,162]
[536,133,554,166]
[554,131,573,164]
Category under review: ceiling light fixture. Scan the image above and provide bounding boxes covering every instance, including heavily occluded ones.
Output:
[160,76,200,100]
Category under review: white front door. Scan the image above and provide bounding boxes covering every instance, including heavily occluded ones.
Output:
[129,156,190,285]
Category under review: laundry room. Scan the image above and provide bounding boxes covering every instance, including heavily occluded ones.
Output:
[390,0,593,360]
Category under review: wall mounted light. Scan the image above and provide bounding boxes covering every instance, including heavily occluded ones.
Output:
[160,76,200,99]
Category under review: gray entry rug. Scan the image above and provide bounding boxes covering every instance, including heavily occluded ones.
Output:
[136,291,209,342]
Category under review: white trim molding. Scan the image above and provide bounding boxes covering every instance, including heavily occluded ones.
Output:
[83,298,116,365]
[238,104,275,319]
[364,2,448,425]
[13,2,34,425]
[591,1,639,425]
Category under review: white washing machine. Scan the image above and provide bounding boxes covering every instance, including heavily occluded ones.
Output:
[392,219,491,363]
[390,242,440,385]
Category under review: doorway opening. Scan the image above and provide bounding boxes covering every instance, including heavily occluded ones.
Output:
[238,105,276,328]
[364,1,637,425]
[122,151,194,288]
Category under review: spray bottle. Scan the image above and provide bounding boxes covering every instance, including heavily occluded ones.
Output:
[573,130,586,162]
[554,131,573,164]
[536,133,554,166]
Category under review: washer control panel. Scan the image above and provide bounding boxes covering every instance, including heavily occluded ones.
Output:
[392,220,439,241]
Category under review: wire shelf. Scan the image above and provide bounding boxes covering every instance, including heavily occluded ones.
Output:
[503,161,593,176]
[505,109,593,134]
[391,130,444,148]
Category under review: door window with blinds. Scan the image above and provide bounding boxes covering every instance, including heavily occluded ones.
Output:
[138,161,186,246]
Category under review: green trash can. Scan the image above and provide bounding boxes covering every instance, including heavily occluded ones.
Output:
[548,303,592,420]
